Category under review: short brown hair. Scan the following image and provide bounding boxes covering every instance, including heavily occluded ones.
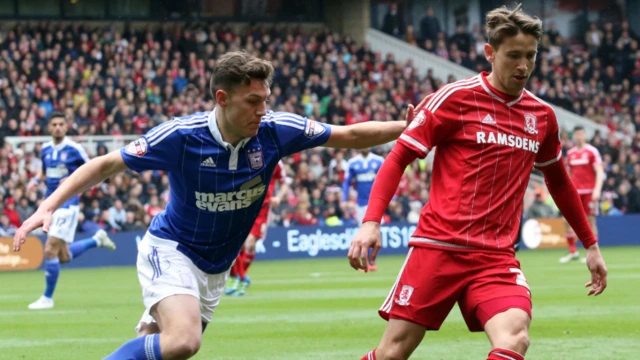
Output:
[210,51,274,100]
[485,3,543,49]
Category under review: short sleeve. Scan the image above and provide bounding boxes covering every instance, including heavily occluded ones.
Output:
[534,108,562,168]
[590,147,603,166]
[120,127,183,172]
[397,105,458,159]
[262,111,332,157]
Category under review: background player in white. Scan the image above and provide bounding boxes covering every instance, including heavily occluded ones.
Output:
[560,125,605,263]
[26,111,116,310]
[14,51,412,360]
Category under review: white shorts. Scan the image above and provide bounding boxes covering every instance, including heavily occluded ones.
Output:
[355,205,368,224]
[135,233,228,332]
[48,205,80,243]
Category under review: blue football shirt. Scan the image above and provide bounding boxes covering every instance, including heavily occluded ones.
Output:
[342,152,385,206]
[41,137,90,208]
[120,109,331,273]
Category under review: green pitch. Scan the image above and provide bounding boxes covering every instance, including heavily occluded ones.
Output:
[1,247,639,359]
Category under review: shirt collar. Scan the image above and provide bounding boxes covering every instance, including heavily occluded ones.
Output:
[52,137,69,151]
[208,108,251,150]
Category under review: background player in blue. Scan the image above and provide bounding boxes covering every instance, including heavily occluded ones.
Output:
[14,51,411,360]
[342,147,385,271]
[25,111,116,310]
[342,148,385,224]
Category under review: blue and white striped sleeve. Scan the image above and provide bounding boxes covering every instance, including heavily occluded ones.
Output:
[261,111,332,157]
[120,119,190,172]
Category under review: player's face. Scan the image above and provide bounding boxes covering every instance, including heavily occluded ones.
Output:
[220,79,270,140]
[48,117,67,141]
[573,129,586,146]
[485,32,538,95]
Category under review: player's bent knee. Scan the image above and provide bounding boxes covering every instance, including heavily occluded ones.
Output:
[164,335,201,359]
[485,309,531,354]
[44,237,63,258]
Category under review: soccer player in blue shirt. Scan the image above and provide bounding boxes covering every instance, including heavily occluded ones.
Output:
[26,111,116,310]
[342,148,385,224]
[14,51,411,360]
[342,148,385,271]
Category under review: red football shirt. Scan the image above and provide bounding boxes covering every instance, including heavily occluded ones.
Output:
[264,160,287,205]
[566,145,602,194]
[398,72,562,252]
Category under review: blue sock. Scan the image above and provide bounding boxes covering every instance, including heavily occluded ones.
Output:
[68,237,98,260]
[44,258,60,299]
[103,334,162,360]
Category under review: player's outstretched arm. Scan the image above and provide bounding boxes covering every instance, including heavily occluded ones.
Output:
[325,121,406,149]
[13,151,129,251]
[325,100,427,149]
[539,159,608,296]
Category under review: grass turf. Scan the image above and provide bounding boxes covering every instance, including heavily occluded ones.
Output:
[0,246,638,359]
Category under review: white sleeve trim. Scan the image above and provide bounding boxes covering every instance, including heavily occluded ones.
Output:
[534,151,562,167]
[399,134,429,155]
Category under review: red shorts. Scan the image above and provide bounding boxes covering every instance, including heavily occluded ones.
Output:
[379,247,532,332]
[580,194,598,216]
[250,204,270,239]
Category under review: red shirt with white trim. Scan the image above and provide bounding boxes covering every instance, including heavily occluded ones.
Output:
[398,72,561,252]
[566,145,602,194]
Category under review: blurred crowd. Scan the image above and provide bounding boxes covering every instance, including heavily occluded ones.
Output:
[1,20,639,236]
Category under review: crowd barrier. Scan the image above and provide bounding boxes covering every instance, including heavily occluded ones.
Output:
[1,216,639,272]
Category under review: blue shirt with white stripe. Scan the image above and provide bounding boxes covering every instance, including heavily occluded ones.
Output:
[41,137,90,208]
[120,109,332,274]
[342,152,384,206]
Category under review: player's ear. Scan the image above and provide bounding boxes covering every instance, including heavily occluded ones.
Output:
[484,43,495,63]
[216,89,229,107]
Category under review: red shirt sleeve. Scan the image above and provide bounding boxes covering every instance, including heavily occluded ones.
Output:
[362,144,419,224]
[534,106,562,168]
[397,94,461,159]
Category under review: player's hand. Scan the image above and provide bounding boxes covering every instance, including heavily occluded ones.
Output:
[591,191,601,202]
[269,196,281,208]
[405,94,430,127]
[348,221,381,272]
[584,244,608,296]
[13,207,54,251]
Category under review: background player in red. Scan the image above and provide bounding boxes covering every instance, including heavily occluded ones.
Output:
[349,5,608,360]
[225,160,290,296]
[560,126,604,263]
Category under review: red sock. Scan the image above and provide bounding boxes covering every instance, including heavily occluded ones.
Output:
[360,348,376,360]
[487,348,524,360]
[567,235,577,253]
[243,252,256,273]
[230,251,245,278]
[237,250,247,279]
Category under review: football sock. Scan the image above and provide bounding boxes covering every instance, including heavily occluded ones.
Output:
[487,348,524,360]
[103,334,162,360]
[567,235,577,253]
[69,237,98,260]
[43,257,60,299]
[243,251,255,274]
[361,348,377,360]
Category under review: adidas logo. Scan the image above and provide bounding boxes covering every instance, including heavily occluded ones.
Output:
[201,157,216,168]
[481,114,497,125]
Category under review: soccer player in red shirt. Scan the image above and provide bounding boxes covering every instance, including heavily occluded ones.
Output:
[560,126,604,263]
[349,5,608,360]
[225,160,290,296]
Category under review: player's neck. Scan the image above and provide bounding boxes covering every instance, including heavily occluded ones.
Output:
[486,72,522,97]
[575,143,585,150]
[214,107,243,146]
[52,137,65,146]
